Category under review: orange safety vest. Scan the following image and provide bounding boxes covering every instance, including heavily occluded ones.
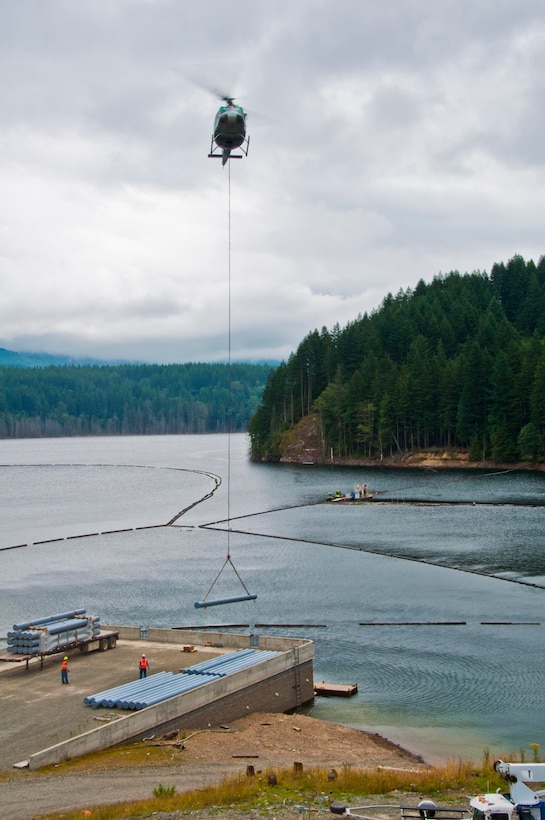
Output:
[139,657,148,669]
[61,659,68,671]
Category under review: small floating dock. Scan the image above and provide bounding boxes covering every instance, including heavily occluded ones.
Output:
[314,681,358,697]
[327,484,374,502]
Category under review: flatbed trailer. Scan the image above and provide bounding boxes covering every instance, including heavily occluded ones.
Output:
[0,630,119,670]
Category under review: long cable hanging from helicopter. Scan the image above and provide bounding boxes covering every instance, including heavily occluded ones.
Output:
[195,92,255,609]
[191,91,533,608]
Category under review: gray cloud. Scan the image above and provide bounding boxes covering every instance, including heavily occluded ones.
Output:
[1,0,544,363]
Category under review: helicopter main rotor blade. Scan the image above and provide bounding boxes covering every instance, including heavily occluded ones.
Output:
[174,68,240,103]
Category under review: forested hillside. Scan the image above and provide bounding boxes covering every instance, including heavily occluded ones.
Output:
[249,255,545,464]
[0,362,270,438]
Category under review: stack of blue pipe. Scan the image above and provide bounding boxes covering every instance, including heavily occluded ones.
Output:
[7,609,100,655]
[181,648,276,676]
[84,648,280,711]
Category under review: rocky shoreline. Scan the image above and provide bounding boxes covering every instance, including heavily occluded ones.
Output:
[292,453,545,471]
[256,450,545,472]
[252,413,545,471]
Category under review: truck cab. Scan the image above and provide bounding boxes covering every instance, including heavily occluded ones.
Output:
[471,761,545,820]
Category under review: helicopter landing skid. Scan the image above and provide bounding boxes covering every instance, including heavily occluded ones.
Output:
[208,135,250,162]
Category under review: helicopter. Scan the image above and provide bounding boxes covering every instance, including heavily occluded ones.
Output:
[208,95,250,166]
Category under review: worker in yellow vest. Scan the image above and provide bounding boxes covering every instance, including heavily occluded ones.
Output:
[61,656,69,684]
[139,654,150,679]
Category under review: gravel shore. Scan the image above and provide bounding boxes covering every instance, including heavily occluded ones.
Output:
[0,711,426,819]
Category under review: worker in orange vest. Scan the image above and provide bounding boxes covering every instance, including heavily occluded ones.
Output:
[61,655,69,684]
[139,654,150,679]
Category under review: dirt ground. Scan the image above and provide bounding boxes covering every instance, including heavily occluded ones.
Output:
[0,711,426,820]
[155,709,425,769]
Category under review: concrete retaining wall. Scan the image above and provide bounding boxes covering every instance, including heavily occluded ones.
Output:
[114,625,310,652]
[25,628,314,770]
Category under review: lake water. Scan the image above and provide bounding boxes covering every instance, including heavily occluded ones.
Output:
[1,433,545,765]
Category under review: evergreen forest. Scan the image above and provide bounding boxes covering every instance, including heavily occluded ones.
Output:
[0,362,270,438]
[248,255,545,464]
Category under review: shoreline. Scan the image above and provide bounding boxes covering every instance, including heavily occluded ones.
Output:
[274,452,545,472]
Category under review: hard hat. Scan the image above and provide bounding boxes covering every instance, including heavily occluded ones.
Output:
[63,656,68,660]
[142,654,146,657]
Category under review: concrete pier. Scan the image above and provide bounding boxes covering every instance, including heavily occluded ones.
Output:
[0,625,314,770]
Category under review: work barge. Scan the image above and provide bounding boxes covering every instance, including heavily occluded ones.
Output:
[3,625,314,770]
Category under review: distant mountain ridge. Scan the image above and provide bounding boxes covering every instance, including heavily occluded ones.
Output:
[0,347,131,368]
[0,347,279,369]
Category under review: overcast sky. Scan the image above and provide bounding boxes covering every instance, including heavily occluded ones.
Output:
[1,1,544,364]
